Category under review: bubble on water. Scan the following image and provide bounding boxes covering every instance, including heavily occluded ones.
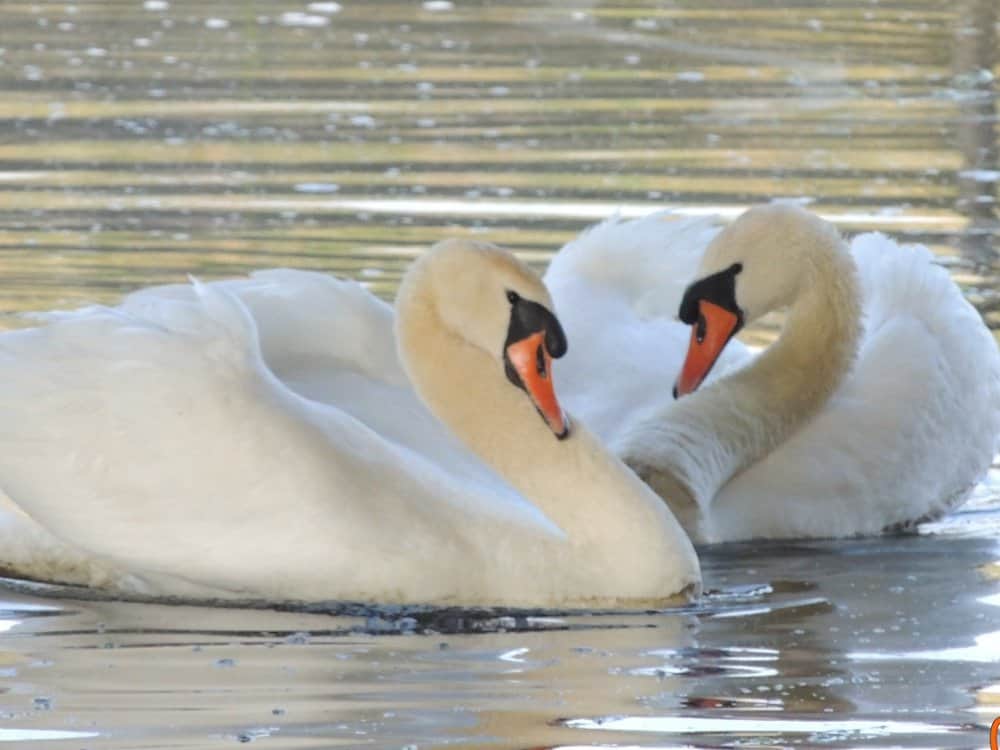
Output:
[294,182,340,193]
[959,169,1000,183]
[423,1,454,10]
[953,68,994,88]
[85,47,107,57]
[624,53,640,65]
[676,70,704,82]
[634,18,658,30]
[416,118,436,128]
[279,12,329,27]
[133,37,152,47]
[144,0,169,10]
[488,85,509,96]
[204,18,230,30]
[307,1,341,13]
[349,114,376,128]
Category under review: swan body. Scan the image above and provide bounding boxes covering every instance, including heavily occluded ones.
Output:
[0,242,699,607]
[547,205,1000,542]
[1,203,994,594]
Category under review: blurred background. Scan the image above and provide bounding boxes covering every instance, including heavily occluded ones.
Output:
[0,0,996,343]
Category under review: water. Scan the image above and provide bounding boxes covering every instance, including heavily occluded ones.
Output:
[0,0,997,334]
[0,0,999,747]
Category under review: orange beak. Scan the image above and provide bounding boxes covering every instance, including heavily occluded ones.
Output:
[675,300,742,397]
[505,331,569,439]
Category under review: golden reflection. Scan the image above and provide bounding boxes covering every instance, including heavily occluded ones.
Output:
[0,0,994,335]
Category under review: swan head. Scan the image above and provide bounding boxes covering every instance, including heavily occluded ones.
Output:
[674,204,840,397]
[397,238,571,439]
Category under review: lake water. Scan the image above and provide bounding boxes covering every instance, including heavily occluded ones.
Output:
[3,482,1000,749]
[0,0,998,747]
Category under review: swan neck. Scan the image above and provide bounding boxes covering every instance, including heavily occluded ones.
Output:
[395,282,679,540]
[666,239,862,507]
[390,250,702,603]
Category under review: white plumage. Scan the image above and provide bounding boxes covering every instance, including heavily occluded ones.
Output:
[546,206,1000,541]
[0,204,995,600]
[0,241,698,606]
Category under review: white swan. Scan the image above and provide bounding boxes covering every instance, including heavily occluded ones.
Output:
[0,239,700,607]
[547,204,1000,542]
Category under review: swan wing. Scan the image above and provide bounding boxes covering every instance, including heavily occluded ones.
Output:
[710,233,1000,539]
[120,270,507,487]
[545,212,751,444]
[0,281,558,601]
[226,269,509,484]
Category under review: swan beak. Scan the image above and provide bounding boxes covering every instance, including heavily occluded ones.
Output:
[675,300,741,398]
[505,331,570,439]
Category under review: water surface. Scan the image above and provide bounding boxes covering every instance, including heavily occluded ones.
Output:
[0,0,996,333]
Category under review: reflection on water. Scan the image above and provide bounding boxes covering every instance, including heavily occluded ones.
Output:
[1,491,998,748]
[0,0,997,335]
[0,1,999,747]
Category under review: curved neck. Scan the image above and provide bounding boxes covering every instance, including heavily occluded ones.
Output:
[651,239,862,508]
[395,285,690,554]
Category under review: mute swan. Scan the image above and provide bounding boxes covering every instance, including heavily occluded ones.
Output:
[547,204,1000,542]
[0,239,700,607]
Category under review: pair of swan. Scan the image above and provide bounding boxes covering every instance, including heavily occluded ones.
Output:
[0,204,996,607]
[548,205,1000,541]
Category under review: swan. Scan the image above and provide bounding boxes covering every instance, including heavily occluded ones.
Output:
[546,203,1000,542]
[0,239,700,607]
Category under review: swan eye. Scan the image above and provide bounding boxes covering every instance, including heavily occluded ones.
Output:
[506,290,520,305]
[696,312,707,344]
